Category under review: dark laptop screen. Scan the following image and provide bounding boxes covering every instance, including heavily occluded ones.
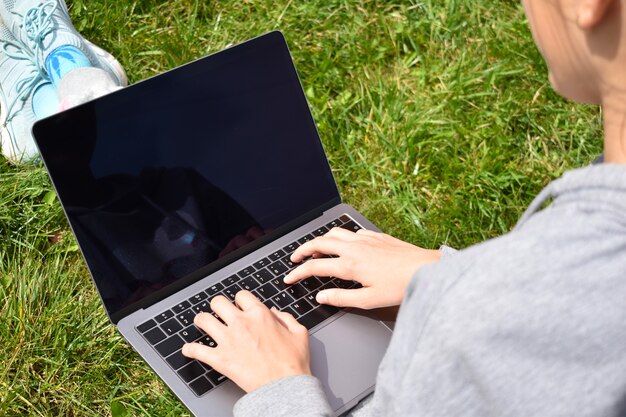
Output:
[33,32,340,321]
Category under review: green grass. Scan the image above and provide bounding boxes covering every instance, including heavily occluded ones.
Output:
[0,0,603,416]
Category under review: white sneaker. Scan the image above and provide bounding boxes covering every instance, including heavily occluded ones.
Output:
[0,0,127,87]
[0,22,45,163]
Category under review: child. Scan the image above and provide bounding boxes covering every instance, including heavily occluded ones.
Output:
[0,0,126,163]
[183,0,626,416]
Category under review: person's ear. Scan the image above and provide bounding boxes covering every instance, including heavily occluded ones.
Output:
[577,0,616,29]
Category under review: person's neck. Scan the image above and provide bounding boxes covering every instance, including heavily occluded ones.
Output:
[602,94,626,164]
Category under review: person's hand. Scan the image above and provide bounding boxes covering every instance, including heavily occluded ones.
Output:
[284,227,441,309]
[181,291,311,393]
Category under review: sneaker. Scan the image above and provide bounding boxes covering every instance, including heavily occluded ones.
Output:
[0,0,127,87]
[0,23,46,163]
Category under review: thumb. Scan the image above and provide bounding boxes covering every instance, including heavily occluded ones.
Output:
[316,287,374,309]
[270,307,306,333]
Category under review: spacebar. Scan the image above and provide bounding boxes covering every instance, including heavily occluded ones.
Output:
[298,305,339,330]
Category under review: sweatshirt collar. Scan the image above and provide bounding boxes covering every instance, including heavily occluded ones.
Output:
[516,163,626,227]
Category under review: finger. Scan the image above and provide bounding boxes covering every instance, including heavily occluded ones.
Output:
[193,311,227,340]
[291,231,356,262]
[234,290,263,311]
[316,287,376,309]
[210,295,240,324]
[325,226,362,239]
[284,257,349,284]
[355,228,378,237]
[270,307,306,333]
[182,342,220,365]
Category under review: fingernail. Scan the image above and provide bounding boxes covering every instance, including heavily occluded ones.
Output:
[182,343,189,355]
[283,274,290,283]
[316,291,327,304]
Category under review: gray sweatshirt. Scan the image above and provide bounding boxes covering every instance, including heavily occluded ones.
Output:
[234,163,626,417]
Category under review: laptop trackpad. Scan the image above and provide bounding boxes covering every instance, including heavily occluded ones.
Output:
[309,312,392,413]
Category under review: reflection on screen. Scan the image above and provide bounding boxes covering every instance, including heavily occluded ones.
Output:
[34,32,339,318]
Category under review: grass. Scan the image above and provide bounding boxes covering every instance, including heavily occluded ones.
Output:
[0,0,603,416]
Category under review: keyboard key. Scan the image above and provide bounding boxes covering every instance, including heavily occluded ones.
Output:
[223,283,242,301]
[340,220,362,233]
[268,249,286,261]
[263,299,277,310]
[318,304,340,317]
[197,335,217,348]
[297,234,315,245]
[172,301,191,314]
[237,266,255,278]
[178,361,205,383]
[272,292,295,309]
[144,326,167,345]
[282,241,299,254]
[297,306,337,330]
[137,319,157,333]
[291,299,313,316]
[161,318,183,336]
[320,280,339,290]
[325,219,342,229]
[271,277,287,291]
[177,309,196,326]
[335,279,355,289]
[312,226,329,236]
[192,300,211,314]
[205,282,224,296]
[188,292,207,305]
[286,283,308,299]
[166,350,193,370]
[206,370,228,386]
[257,282,279,299]
[305,292,320,307]
[252,269,273,284]
[253,258,271,269]
[155,310,174,323]
[239,276,260,291]
[282,306,297,317]
[180,325,202,342]
[155,335,185,357]
[281,255,297,269]
[268,260,288,276]
[224,274,240,286]
[339,214,350,223]
[190,376,213,396]
[301,277,323,291]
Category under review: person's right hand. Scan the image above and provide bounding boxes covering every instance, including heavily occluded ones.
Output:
[283,227,441,309]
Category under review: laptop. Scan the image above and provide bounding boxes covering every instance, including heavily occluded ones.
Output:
[32,31,392,416]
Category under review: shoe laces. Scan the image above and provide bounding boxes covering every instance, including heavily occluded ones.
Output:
[22,1,58,71]
[1,39,45,124]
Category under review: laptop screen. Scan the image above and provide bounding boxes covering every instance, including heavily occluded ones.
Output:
[33,32,340,321]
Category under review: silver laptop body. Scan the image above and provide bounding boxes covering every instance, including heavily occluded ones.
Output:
[32,31,392,417]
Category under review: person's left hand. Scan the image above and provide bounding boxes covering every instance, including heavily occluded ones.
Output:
[181,291,312,393]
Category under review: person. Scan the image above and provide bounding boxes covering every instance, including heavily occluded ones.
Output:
[0,0,126,163]
[181,0,626,416]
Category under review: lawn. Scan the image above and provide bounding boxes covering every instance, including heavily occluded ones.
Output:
[0,0,603,416]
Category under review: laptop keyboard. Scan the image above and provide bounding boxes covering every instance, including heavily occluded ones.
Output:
[136,214,362,396]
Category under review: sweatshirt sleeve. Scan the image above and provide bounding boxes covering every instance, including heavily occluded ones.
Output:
[233,375,333,417]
